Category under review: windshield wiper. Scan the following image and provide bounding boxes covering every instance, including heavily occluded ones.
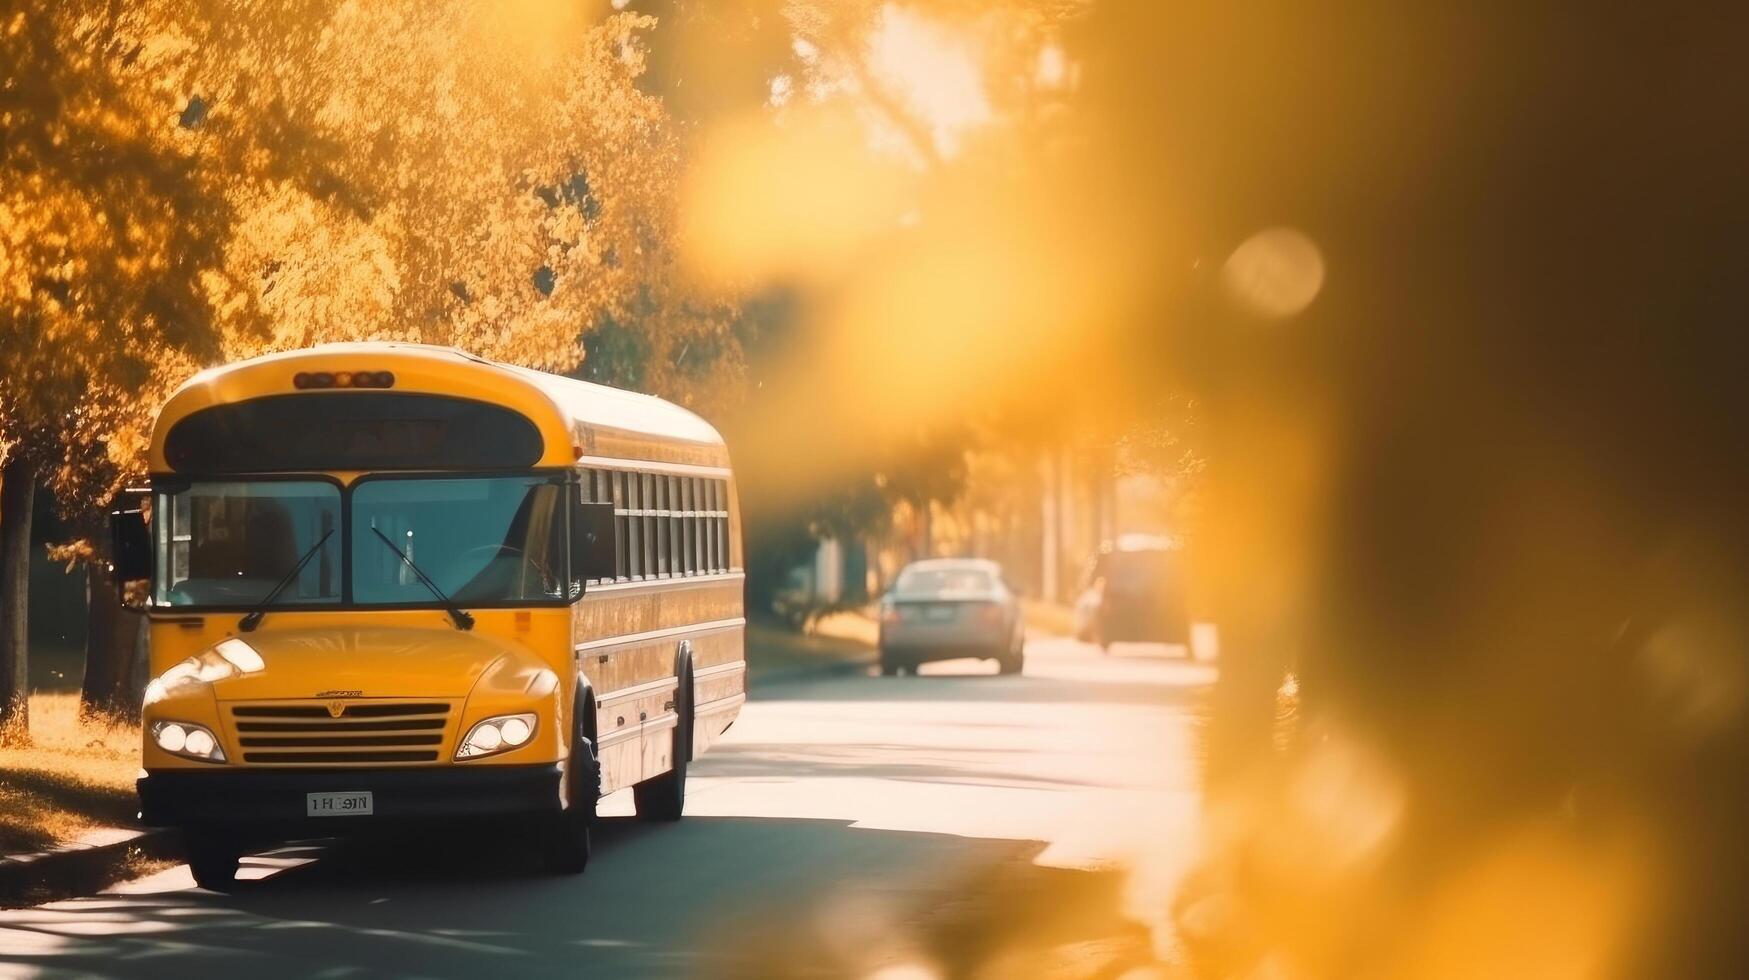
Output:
[239,530,334,632]
[369,526,475,630]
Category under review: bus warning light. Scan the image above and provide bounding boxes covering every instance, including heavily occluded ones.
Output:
[295,370,396,389]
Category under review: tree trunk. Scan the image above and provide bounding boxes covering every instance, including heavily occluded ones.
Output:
[123,604,147,714]
[0,454,35,740]
[77,560,144,721]
[1039,450,1062,603]
[914,498,934,561]
[841,537,868,605]
[80,563,114,711]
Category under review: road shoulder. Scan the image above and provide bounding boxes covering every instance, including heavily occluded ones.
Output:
[746,622,876,688]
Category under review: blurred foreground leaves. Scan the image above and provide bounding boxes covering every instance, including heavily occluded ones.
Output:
[663,1,1749,976]
[2,0,1746,973]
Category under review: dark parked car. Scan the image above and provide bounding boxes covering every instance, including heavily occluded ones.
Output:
[1074,541,1189,650]
[878,559,1025,676]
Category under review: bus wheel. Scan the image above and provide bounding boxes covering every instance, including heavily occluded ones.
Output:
[544,732,598,874]
[634,659,692,823]
[998,642,1025,675]
[544,776,594,874]
[184,830,243,891]
[542,809,590,874]
[633,745,686,822]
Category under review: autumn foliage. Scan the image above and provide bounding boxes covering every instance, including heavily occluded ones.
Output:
[3,1,1745,975]
[0,0,728,730]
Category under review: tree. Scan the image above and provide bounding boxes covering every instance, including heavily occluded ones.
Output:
[215,3,690,370]
[7,0,736,727]
[0,0,278,736]
[628,0,1093,613]
[0,455,29,737]
[1,0,378,729]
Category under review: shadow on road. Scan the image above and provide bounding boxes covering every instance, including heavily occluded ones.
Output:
[754,663,1215,708]
[0,815,1143,979]
[699,741,1101,790]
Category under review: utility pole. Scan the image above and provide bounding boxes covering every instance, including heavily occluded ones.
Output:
[1040,449,1061,603]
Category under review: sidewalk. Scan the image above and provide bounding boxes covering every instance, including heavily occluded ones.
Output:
[745,620,876,687]
[0,693,174,906]
[1020,598,1079,639]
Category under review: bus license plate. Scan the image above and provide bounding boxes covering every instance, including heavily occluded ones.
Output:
[307,791,373,817]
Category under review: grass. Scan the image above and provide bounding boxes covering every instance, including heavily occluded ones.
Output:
[746,622,877,680]
[808,609,881,646]
[0,693,141,854]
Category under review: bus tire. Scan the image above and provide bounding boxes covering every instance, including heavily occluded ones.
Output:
[544,684,599,874]
[542,809,590,875]
[184,830,243,891]
[634,651,692,823]
[998,641,1025,675]
[544,746,596,874]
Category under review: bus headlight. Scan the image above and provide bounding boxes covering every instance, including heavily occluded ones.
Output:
[457,713,537,759]
[151,721,227,762]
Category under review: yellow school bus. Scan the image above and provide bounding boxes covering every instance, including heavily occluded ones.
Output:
[112,343,745,888]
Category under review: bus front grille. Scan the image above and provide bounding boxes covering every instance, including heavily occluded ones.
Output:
[228,701,454,765]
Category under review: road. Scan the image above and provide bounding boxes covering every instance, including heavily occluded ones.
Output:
[0,636,1214,979]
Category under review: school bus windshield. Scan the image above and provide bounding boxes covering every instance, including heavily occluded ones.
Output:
[154,480,342,607]
[154,475,569,608]
[352,475,567,605]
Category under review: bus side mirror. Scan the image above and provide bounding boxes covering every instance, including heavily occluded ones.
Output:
[110,503,151,583]
[571,500,617,586]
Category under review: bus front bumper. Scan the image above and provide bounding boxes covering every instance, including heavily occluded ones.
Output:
[138,764,565,828]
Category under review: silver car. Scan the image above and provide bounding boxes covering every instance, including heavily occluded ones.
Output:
[877,559,1026,676]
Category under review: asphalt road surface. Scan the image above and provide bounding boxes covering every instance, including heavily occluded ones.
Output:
[0,636,1214,979]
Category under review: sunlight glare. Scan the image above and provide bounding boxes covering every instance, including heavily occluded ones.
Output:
[682,107,909,285]
[865,5,992,159]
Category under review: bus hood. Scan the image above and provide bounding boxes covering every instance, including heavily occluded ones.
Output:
[163,628,525,701]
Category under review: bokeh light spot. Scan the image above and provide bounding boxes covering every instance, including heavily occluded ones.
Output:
[1222,227,1325,318]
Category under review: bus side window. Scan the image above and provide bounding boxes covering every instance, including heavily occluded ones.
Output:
[670,475,684,575]
[571,499,617,585]
[641,473,657,578]
[714,480,728,573]
[687,478,701,575]
[705,480,719,573]
[576,470,614,586]
[624,473,637,579]
[653,475,667,578]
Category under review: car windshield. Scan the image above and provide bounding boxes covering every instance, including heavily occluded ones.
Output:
[1100,550,1180,592]
[155,480,342,607]
[894,566,994,595]
[352,476,566,604]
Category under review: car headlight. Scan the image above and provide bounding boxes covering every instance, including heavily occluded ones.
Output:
[456,713,537,759]
[151,720,226,762]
